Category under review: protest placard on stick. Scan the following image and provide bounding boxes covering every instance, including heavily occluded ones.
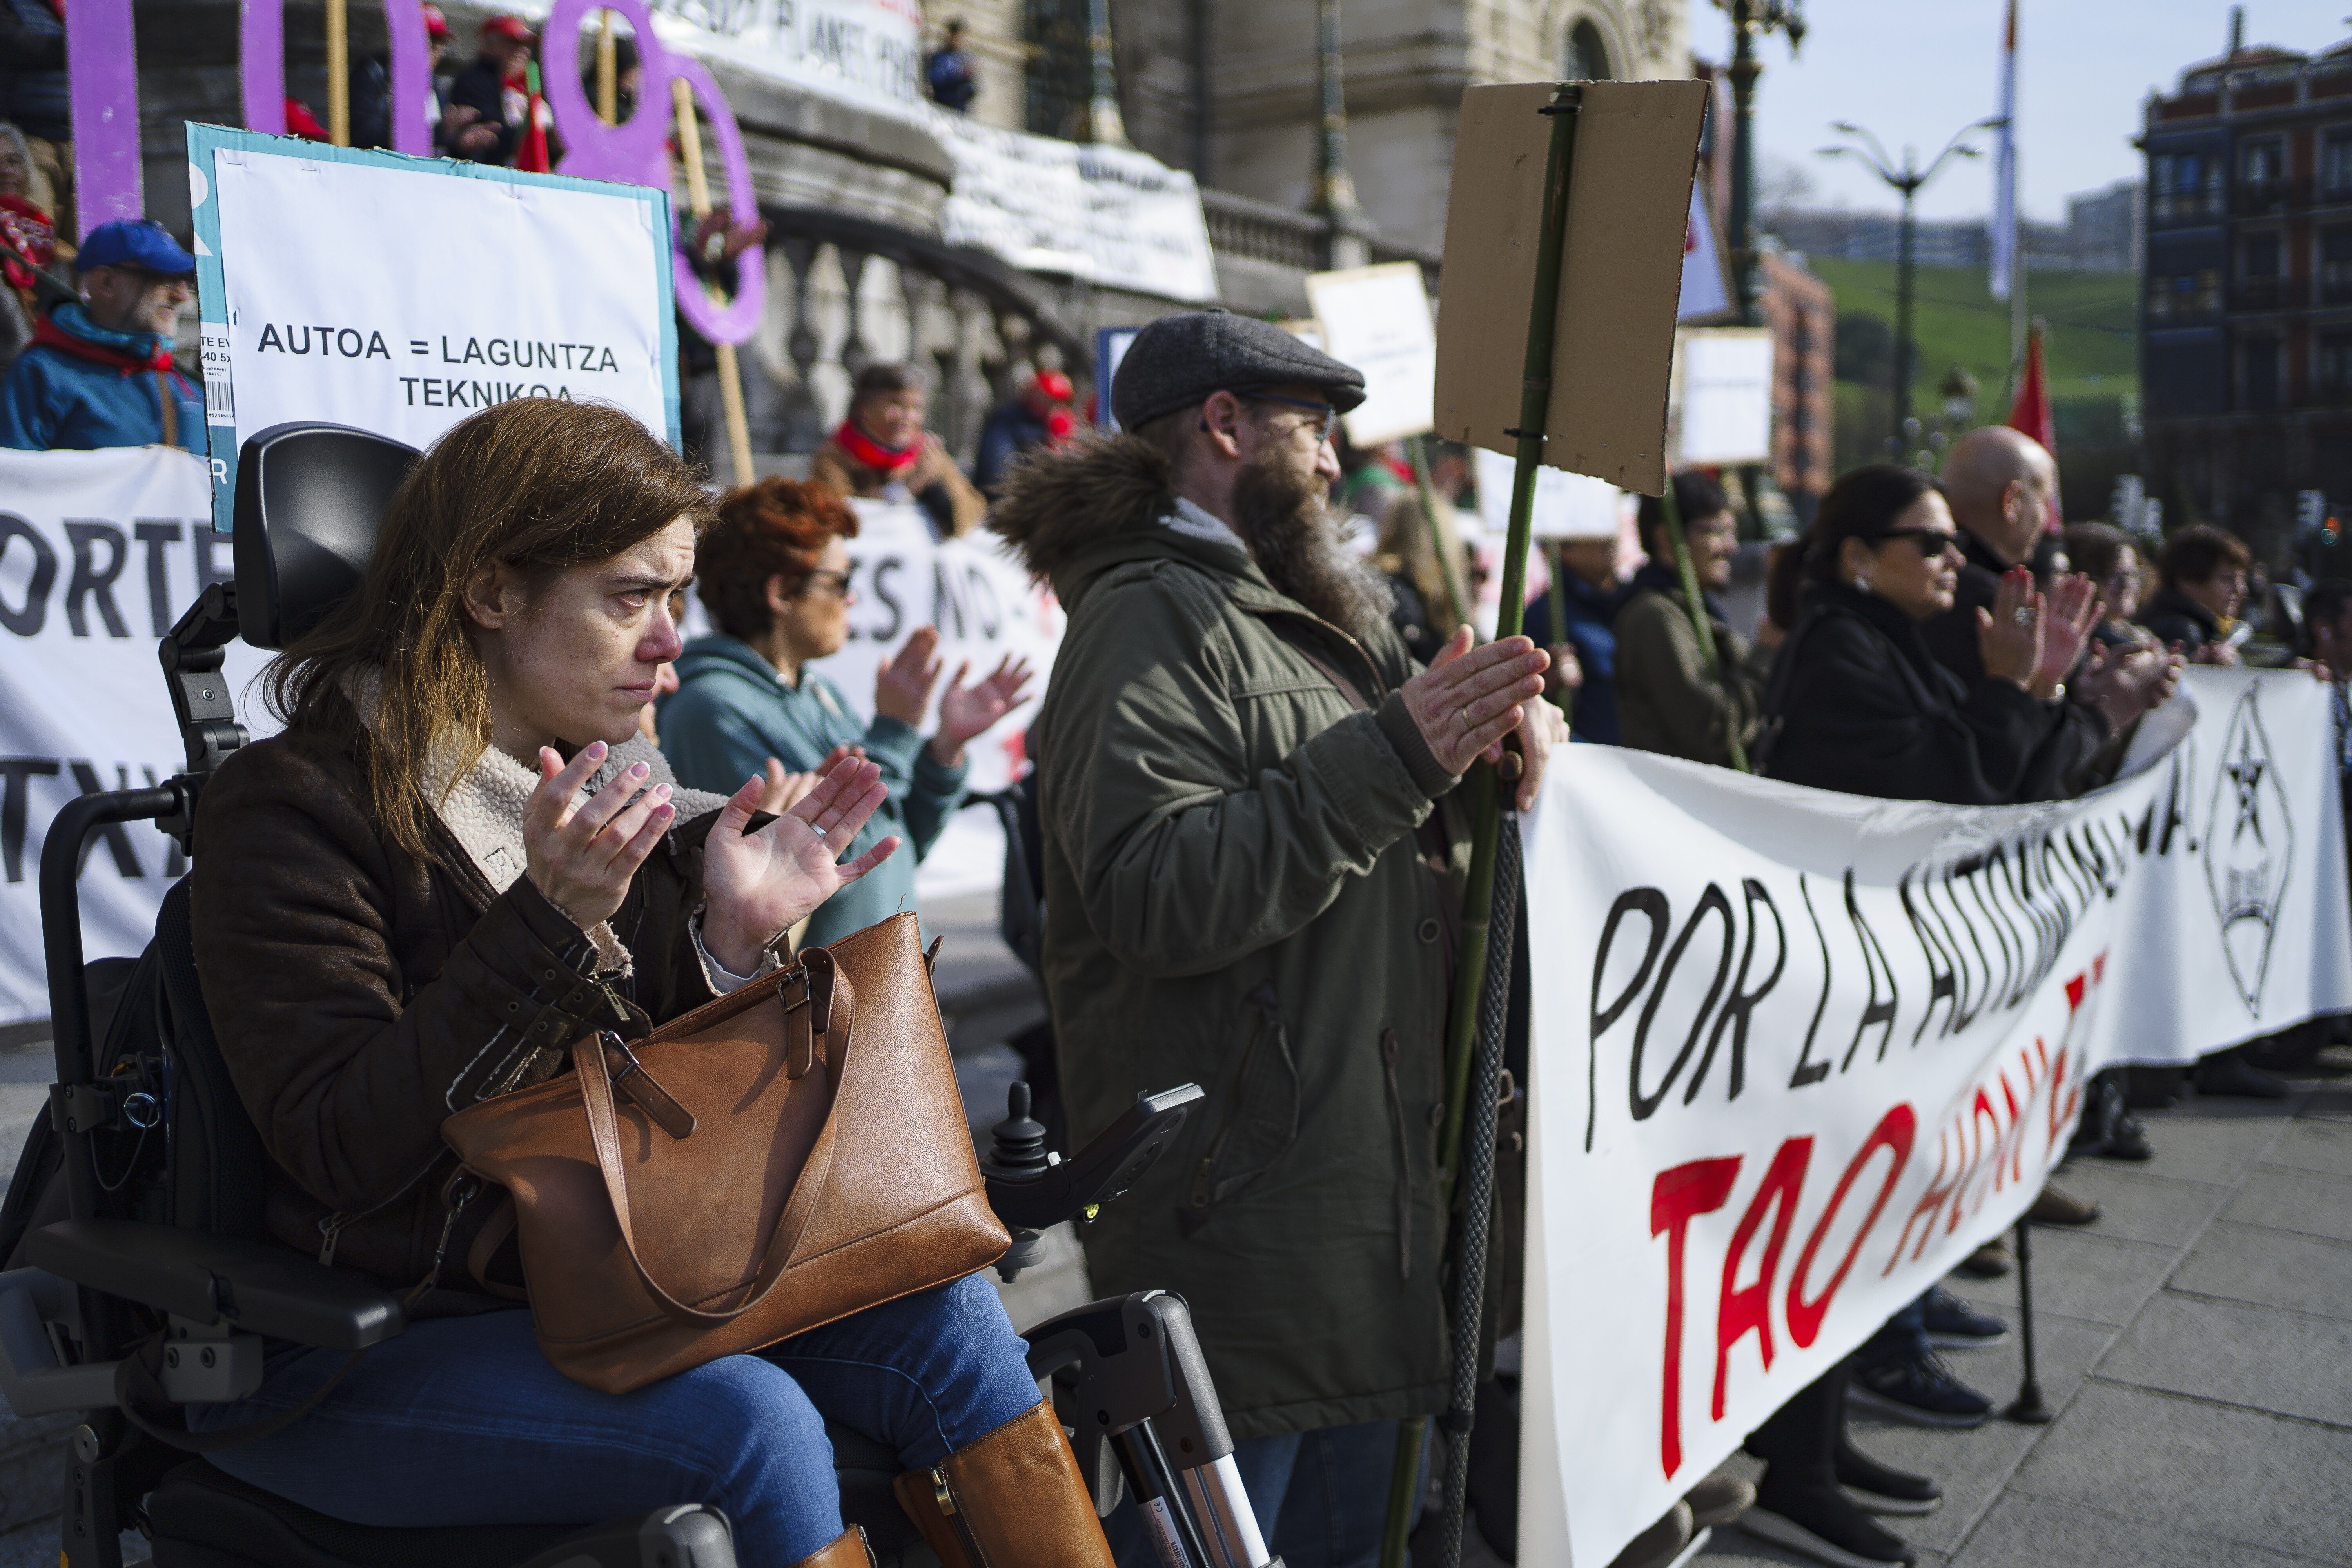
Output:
[1432,80,1711,496]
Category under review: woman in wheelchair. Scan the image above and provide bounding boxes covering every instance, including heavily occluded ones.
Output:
[185,399,1114,1567]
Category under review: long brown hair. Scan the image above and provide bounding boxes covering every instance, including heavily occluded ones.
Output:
[266,399,715,860]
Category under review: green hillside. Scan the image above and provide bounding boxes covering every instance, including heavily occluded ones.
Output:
[1804,258,2140,508]
[1806,257,2140,405]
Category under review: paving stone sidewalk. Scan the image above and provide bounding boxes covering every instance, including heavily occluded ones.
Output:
[1689,1049,2352,1568]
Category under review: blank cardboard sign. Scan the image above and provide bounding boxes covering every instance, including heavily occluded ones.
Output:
[1434,79,1709,497]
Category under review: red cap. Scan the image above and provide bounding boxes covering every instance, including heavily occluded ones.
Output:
[1035,369,1074,403]
[481,14,535,44]
[421,3,452,39]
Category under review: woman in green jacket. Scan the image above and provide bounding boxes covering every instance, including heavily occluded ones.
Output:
[658,477,1029,946]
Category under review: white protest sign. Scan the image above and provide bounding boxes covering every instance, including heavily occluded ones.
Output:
[1679,182,1735,325]
[1307,262,1436,448]
[1514,669,2352,1568]
[0,448,277,1025]
[1474,446,1626,540]
[1677,327,1775,466]
[933,115,1219,304]
[187,125,679,531]
[801,501,1063,796]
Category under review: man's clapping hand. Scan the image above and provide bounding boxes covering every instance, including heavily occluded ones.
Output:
[1401,627,1562,808]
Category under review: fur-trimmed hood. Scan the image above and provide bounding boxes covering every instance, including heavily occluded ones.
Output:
[989,430,1180,601]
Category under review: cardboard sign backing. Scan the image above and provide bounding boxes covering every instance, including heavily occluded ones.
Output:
[1433,80,1710,497]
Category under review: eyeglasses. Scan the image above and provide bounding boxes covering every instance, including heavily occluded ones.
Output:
[797,569,852,599]
[1243,393,1337,443]
[1870,528,1964,563]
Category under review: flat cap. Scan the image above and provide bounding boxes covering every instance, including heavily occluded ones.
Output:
[1112,308,1366,432]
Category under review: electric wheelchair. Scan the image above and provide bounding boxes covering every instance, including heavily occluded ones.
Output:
[0,424,1279,1568]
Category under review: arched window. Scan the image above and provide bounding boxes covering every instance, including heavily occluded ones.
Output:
[1568,18,1612,82]
[1026,0,1093,138]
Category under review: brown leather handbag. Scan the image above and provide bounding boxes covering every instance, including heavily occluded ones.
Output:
[441,912,1009,1394]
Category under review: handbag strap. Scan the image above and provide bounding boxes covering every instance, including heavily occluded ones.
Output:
[573,953,856,1325]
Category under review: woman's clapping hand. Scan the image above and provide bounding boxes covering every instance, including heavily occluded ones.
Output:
[702,755,899,974]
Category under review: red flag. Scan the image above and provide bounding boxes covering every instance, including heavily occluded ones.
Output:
[515,60,552,173]
[2006,323,2060,530]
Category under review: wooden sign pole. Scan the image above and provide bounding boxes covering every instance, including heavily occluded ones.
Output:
[671,76,756,488]
[1383,81,1583,1568]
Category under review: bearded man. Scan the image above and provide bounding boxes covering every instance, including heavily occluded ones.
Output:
[995,309,1563,1563]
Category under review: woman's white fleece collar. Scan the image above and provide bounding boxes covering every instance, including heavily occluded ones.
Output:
[425,732,728,976]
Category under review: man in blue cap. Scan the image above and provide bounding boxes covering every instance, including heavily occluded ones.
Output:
[0,218,203,454]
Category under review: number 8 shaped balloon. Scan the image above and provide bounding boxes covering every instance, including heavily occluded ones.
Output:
[542,0,766,346]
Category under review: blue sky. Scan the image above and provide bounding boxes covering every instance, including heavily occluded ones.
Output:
[1730,0,2352,223]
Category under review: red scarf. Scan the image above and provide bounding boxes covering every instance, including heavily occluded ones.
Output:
[33,314,180,376]
[831,417,918,475]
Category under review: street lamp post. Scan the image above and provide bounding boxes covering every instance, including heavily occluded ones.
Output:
[1314,0,1371,267]
[1719,0,1806,328]
[1820,117,2000,451]
[1087,0,1127,146]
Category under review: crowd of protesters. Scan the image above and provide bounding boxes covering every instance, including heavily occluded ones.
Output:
[3,82,2347,1555]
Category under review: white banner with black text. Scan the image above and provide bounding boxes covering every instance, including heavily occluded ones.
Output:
[1515,668,2352,1566]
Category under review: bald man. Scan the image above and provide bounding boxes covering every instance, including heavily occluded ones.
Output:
[1924,426,2176,799]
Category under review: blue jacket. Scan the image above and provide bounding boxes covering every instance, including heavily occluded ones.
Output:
[657,633,969,948]
[1523,569,1627,746]
[0,302,205,455]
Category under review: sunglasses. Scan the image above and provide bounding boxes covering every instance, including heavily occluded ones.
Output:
[1871,528,1964,563]
[797,568,852,599]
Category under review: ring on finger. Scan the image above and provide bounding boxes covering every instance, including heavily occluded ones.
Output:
[2013,607,2036,627]
[1459,704,1473,730]
[809,822,828,839]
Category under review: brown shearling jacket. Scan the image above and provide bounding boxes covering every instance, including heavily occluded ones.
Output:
[188,727,721,1292]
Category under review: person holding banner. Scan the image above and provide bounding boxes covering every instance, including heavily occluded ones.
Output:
[658,475,1031,949]
[996,309,1563,1564]
[181,400,1113,1568]
[1740,463,2061,1568]
[1614,470,1768,768]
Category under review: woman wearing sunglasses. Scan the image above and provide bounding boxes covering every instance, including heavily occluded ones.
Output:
[658,477,1029,948]
[1756,464,2055,806]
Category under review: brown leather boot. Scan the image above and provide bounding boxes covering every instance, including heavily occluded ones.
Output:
[790,1526,873,1566]
[892,1400,1116,1568]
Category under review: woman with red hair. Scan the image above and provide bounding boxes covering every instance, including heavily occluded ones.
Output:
[659,476,1027,947]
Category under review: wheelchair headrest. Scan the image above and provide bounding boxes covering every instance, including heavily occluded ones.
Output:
[232,423,419,650]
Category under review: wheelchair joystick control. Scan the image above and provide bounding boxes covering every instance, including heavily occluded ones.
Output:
[983,1082,1054,1282]
[986,1082,1051,1179]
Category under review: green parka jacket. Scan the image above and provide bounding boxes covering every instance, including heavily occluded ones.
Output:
[995,434,1472,1439]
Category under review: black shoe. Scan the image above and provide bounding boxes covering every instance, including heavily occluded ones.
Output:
[2196,1048,2290,1100]
[2102,1109,2153,1160]
[1605,1500,1694,1568]
[1834,1439,1942,1517]
[1921,1285,2008,1350]
[1847,1353,1992,1428]
[1744,1483,1917,1568]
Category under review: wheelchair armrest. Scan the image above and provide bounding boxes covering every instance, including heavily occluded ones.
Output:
[24,1220,407,1350]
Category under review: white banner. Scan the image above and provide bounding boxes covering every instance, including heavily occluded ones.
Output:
[0,448,276,1026]
[933,115,1219,304]
[649,0,924,103]
[1518,668,2352,1566]
[188,125,680,532]
[798,501,1062,797]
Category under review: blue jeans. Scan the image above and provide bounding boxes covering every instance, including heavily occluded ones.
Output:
[190,1274,1042,1563]
[1107,1419,1425,1568]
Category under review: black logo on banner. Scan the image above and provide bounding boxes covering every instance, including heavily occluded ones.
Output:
[2204,684,2292,1015]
